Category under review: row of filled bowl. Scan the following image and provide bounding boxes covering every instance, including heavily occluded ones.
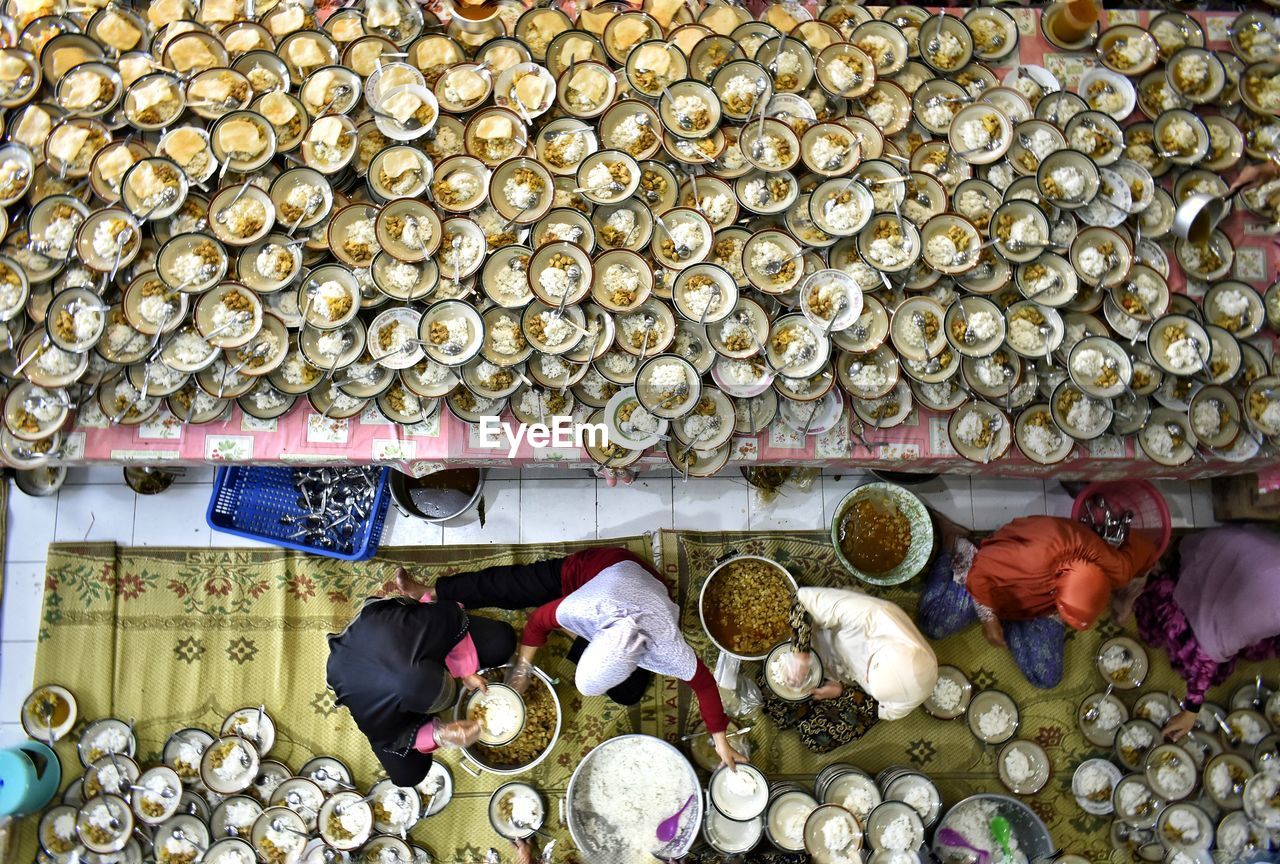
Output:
[1068,651,1280,862]
[19,677,572,864]
[1,0,1278,473]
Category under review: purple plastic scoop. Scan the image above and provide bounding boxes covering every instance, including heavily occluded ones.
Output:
[656,794,695,843]
[936,828,990,864]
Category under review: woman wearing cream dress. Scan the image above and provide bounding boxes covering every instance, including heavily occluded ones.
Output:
[767,587,938,752]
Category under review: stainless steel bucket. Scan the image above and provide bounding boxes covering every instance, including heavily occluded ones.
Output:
[389,468,485,528]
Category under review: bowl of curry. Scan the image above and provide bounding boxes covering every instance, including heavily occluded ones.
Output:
[698,554,798,661]
[830,482,934,585]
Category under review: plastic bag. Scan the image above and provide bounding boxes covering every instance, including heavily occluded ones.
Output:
[732,675,763,719]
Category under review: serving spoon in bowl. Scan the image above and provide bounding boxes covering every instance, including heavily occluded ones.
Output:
[936,828,990,864]
[655,794,695,843]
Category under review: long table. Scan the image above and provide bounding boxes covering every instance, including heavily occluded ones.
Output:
[45,6,1280,480]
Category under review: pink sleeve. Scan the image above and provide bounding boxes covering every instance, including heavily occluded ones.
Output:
[413,722,437,753]
[444,633,479,678]
[418,596,479,677]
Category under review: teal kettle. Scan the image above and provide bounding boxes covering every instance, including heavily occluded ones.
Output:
[0,740,62,818]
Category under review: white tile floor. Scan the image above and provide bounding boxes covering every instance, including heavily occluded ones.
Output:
[0,467,1218,748]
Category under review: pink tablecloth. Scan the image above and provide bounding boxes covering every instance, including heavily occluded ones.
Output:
[52,7,1280,481]
[1257,467,1280,493]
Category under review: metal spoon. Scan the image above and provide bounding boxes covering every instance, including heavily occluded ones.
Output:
[1083,683,1115,723]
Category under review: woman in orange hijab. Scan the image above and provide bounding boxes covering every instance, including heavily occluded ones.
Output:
[917,515,1158,687]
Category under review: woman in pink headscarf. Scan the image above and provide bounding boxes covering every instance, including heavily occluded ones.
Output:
[918,515,1158,687]
[396,547,748,770]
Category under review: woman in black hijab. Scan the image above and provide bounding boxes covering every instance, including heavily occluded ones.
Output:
[325,595,516,786]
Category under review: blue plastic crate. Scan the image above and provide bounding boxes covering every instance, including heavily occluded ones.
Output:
[206,466,391,560]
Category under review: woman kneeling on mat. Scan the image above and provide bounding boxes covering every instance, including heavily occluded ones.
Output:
[326,595,515,786]
[917,515,1158,688]
[396,546,750,770]
[767,587,938,752]
[1134,525,1280,741]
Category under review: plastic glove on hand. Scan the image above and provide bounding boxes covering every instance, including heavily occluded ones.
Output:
[507,656,535,695]
[433,719,481,749]
[781,651,812,688]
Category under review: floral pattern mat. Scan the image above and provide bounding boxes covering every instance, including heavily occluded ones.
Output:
[14,536,680,864]
[13,530,1273,863]
[663,529,1272,863]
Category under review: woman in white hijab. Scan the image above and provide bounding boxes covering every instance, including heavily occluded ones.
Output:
[765,586,938,752]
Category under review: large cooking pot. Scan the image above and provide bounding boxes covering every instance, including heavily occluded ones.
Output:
[452,664,561,777]
[698,552,798,662]
[389,468,485,529]
[565,734,703,863]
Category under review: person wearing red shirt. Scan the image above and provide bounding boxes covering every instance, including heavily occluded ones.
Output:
[396,546,749,770]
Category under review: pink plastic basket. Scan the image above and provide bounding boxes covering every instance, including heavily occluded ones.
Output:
[1070,480,1172,557]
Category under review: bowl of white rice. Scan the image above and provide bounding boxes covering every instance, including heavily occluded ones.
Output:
[1145,743,1198,801]
[996,740,1050,796]
[195,284,264,350]
[466,684,527,747]
[1138,407,1197,467]
[763,641,824,702]
[422,299,485,367]
[1075,762,1126,814]
[1242,770,1280,829]
[947,401,1011,463]
[1077,689,1130,747]
[804,803,863,864]
[947,104,1012,165]
[1157,802,1213,851]
[967,690,1019,745]
[709,762,769,822]
[199,735,260,795]
[299,265,362,331]
[673,263,738,326]
[566,734,701,862]
[923,665,972,720]
[884,773,942,827]
[865,800,924,853]
[368,307,425,370]
[636,355,701,419]
[944,296,1005,358]
[1050,380,1114,441]
[487,781,544,840]
[1068,336,1130,400]
[932,794,1053,864]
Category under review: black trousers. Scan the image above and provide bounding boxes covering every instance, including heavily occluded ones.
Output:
[434,558,653,706]
[436,558,564,609]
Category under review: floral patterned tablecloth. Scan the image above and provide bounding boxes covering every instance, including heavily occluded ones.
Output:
[45,7,1280,481]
